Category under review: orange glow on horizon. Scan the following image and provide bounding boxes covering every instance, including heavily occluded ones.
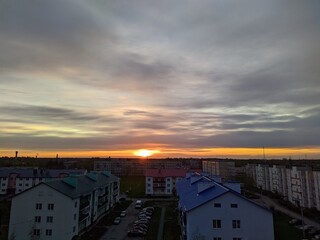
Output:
[1,147,320,159]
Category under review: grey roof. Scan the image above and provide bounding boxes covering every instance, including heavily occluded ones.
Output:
[0,168,87,178]
[44,172,119,199]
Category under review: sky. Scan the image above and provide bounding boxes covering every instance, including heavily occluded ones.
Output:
[1,0,320,159]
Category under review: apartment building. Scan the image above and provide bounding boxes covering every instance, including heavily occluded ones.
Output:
[145,169,188,196]
[269,165,288,197]
[247,164,320,209]
[202,160,236,180]
[8,172,119,240]
[94,158,202,176]
[176,173,274,240]
[0,168,87,195]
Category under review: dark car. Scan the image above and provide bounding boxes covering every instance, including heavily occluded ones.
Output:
[127,230,146,237]
[113,217,121,225]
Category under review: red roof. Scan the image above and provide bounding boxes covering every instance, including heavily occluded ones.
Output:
[145,169,188,178]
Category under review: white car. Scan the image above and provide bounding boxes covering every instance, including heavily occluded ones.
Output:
[120,210,127,217]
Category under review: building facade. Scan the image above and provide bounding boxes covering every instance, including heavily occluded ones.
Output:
[176,173,274,240]
[145,169,188,196]
[202,160,236,180]
[0,168,87,195]
[247,164,320,209]
[8,172,119,240]
[94,158,202,176]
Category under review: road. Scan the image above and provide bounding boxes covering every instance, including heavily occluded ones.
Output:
[254,194,320,229]
[99,202,141,240]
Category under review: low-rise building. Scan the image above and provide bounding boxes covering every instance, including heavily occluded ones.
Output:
[0,168,87,195]
[176,173,274,240]
[8,171,119,240]
[145,169,188,196]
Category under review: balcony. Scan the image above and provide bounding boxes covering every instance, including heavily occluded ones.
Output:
[80,201,90,210]
[79,211,89,221]
[81,205,90,215]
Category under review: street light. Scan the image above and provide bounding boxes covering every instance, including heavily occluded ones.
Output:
[295,199,305,239]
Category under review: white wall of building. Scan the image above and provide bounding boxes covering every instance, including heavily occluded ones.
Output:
[186,192,274,240]
[9,184,76,240]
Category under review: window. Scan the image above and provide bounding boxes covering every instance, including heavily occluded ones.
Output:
[74,213,77,220]
[233,238,241,240]
[33,229,40,236]
[36,203,42,210]
[25,183,29,187]
[35,216,41,223]
[213,220,221,229]
[167,184,170,187]
[147,183,151,187]
[48,203,54,210]
[231,204,238,208]
[45,229,52,236]
[232,220,241,229]
[73,226,76,232]
[214,203,221,208]
[213,238,222,240]
[47,216,53,223]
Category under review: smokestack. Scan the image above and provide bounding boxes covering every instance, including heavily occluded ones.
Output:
[15,151,18,158]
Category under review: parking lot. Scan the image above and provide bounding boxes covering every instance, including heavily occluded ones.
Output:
[99,201,146,240]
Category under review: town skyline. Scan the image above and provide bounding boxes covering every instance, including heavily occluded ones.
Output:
[1,0,320,159]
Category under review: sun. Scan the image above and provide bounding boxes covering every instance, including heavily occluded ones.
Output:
[134,149,157,157]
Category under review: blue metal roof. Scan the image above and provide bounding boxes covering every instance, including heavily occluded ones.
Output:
[176,173,271,213]
[176,175,228,212]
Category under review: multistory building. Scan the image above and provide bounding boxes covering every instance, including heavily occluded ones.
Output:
[145,169,188,196]
[0,168,86,195]
[8,172,119,240]
[176,173,274,240]
[202,160,236,180]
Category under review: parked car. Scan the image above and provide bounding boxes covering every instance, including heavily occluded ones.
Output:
[138,216,151,221]
[140,210,152,216]
[113,217,121,225]
[133,223,148,229]
[134,219,149,225]
[135,200,142,209]
[289,219,299,225]
[127,230,146,237]
[120,210,127,217]
[300,225,313,231]
[132,225,148,232]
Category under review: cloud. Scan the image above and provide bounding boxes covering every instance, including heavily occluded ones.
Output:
[0,0,320,156]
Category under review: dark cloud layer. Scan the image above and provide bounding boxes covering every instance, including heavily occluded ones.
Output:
[0,0,320,156]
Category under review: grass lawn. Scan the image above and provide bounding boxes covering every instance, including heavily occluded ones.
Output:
[0,200,11,240]
[146,206,161,240]
[164,202,180,240]
[274,211,303,240]
[120,176,145,198]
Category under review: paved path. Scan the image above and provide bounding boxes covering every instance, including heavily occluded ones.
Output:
[157,207,166,240]
[254,194,320,229]
[99,202,139,240]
